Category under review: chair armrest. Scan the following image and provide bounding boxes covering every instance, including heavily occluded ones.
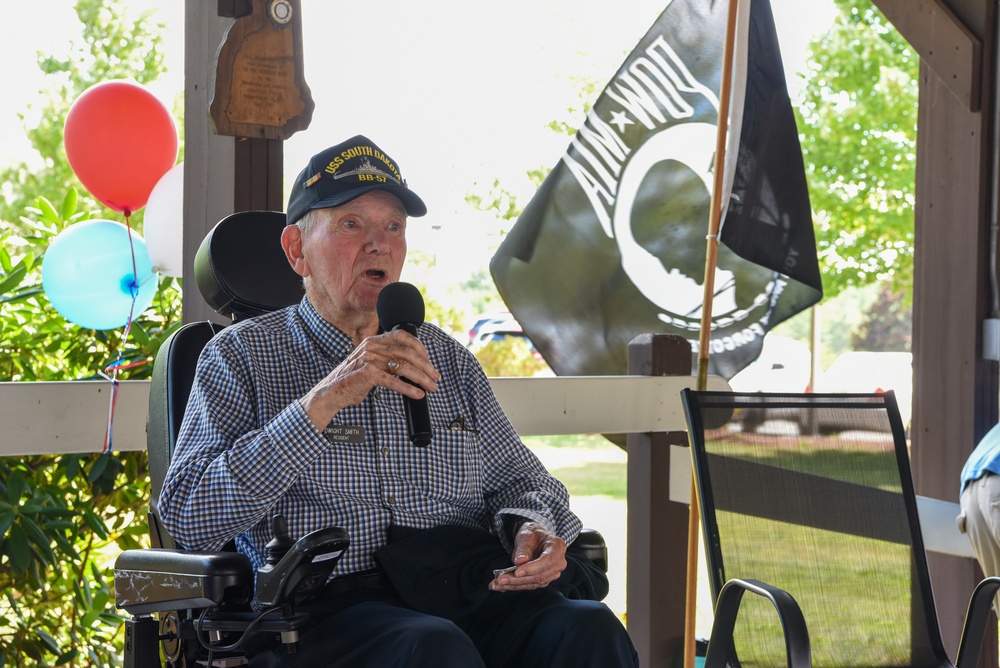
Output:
[956,576,1000,668]
[114,548,253,615]
[705,578,811,668]
[571,528,608,573]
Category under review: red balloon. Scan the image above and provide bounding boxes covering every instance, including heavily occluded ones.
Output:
[64,80,179,214]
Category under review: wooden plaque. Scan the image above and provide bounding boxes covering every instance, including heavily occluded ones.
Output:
[210,0,314,140]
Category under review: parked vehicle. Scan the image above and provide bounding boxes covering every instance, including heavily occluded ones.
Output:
[729,336,811,394]
[805,351,913,434]
[729,344,913,436]
[465,309,513,346]
[469,317,542,361]
[729,335,811,433]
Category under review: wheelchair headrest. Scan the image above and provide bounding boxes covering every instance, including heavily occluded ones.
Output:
[194,210,305,321]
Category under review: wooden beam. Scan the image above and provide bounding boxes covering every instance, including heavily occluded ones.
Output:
[233,137,283,211]
[0,381,149,454]
[217,0,252,18]
[491,374,729,435]
[912,52,998,664]
[184,4,288,324]
[873,0,983,111]
[0,375,729,457]
[184,1,237,325]
[626,334,693,668]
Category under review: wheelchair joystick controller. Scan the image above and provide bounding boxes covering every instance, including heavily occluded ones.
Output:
[254,515,350,609]
[263,515,295,566]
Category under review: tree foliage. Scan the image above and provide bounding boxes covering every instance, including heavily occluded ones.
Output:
[795,0,918,298]
[0,0,170,233]
[1,188,182,666]
[0,453,145,667]
[0,1,181,664]
[472,337,548,377]
[850,284,912,351]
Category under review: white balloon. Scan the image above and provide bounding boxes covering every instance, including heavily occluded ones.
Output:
[143,162,184,277]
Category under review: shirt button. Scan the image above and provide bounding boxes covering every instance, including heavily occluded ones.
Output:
[381,446,390,455]
[387,496,396,505]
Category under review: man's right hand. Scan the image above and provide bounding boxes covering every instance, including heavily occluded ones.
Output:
[300,328,440,430]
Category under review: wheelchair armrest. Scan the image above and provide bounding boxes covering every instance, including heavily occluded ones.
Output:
[114,548,253,616]
[571,528,608,573]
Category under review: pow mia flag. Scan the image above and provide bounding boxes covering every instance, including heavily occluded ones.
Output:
[490,0,822,379]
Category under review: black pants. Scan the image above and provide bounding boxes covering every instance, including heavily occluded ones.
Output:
[243,586,638,668]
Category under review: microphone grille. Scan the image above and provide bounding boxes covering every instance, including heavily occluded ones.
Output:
[377,282,425,330]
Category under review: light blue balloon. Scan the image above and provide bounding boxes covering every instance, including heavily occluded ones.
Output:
[42,219,159,330]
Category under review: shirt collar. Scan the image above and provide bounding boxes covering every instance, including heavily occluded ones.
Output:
[297,296,356,361]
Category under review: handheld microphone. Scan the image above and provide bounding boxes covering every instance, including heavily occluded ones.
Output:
[377,282,433,447]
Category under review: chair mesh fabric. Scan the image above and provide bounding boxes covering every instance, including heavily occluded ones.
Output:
[683,391,951,668]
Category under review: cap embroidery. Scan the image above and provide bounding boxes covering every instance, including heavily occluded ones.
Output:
[286,137,426,225]
[333,156,402,185]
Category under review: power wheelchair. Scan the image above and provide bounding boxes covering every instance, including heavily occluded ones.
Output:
[113,210,609,667]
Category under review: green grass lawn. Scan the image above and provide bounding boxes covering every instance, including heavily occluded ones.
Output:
[522,430,923,664]
[548,461,626,499]
[523,434,627,500]
[699,436,921,667]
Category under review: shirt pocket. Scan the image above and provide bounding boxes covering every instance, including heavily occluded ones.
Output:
[372,390,485,507]
[418,420,484,506]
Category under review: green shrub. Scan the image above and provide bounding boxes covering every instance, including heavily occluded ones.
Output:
[0,192,182,666]
[472,337,547,377]
[0,453,148,666]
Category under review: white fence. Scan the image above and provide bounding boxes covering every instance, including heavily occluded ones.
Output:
[0,376,978,667]
[0,377,973,560]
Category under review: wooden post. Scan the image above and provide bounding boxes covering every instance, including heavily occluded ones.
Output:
[183,0,307,324]
[184,1,238,325]
[627,333,693,668]
[233,137,284,212]
[906,2,998,665]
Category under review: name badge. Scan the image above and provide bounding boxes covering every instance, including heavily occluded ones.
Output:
[323,424,365,443]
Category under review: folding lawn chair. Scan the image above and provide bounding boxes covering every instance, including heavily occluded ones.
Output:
[680,390,1000,668]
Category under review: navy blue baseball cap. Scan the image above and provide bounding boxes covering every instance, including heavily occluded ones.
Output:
[286,135,427,225]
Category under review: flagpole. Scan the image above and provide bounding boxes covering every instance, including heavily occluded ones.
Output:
[686,0,741,666]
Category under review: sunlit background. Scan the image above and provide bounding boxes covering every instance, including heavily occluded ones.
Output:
[0,0,836,295]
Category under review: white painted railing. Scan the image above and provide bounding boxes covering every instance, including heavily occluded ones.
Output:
[0,380,149,455]
[0,378,974,560]
[0,376,730,455]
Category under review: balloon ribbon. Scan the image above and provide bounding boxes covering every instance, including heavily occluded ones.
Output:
[99,211,148,453]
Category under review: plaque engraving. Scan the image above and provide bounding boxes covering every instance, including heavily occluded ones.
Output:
[210,0,313,139]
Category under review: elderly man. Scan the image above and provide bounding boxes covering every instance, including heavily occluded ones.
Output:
[158,135,638,667]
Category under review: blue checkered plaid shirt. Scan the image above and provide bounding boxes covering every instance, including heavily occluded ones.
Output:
[158,297,582,576]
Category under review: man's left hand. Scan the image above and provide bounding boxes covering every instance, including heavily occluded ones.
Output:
[489,521,567,592]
